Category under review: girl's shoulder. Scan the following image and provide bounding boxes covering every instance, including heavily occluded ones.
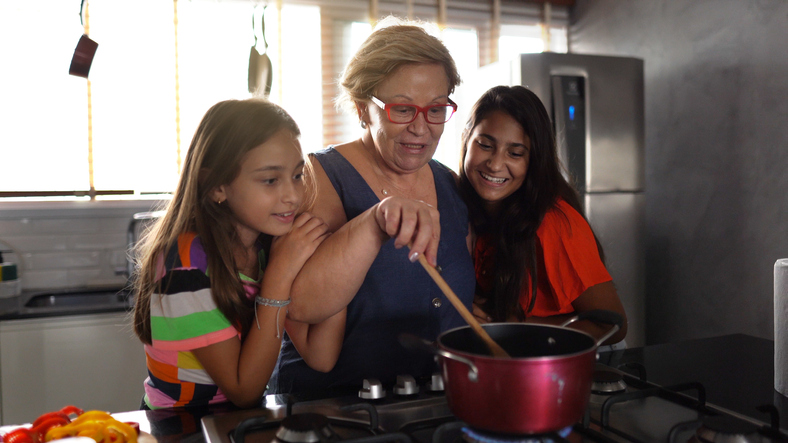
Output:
[539,199,592,238]
[162,232,210,274]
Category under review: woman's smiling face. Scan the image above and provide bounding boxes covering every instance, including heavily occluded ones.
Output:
[365,63,451,174]
[463,110,531,214]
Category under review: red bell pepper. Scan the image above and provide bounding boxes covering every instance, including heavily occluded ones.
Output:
[0,405,82,443]
[1,428,35,443]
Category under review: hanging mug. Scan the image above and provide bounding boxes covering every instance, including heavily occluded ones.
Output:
[69,34,98,78]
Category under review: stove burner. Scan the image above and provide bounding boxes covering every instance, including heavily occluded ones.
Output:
[690,415,761,443]
[591,369,627,395]
[460,426,572,443]
[275,413,334,443]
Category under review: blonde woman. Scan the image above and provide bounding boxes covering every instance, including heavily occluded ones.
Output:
[269,19,475,394]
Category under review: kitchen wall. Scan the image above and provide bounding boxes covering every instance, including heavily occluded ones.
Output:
[0,200,164,292]
[568,0,788,344]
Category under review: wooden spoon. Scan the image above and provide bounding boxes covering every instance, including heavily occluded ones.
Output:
[415,253,511,358]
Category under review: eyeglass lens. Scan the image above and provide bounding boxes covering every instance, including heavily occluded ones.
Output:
[388,104,454,124]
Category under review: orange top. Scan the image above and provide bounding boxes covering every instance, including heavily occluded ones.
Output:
[474,198,612,317]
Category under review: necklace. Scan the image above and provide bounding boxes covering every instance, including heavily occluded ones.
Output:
[365,144,409,197]
[361,138,428,199]
[372,157,415,198]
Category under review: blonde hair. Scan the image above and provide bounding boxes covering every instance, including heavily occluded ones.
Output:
[133,98,310,344]
[336,16,461,116]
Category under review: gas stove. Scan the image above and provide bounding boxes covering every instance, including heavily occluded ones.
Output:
[201,357,788,443]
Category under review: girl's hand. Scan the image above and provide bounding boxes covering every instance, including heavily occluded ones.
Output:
[473,295,492,323]
[269,212,329,276]
[373,196,441,266]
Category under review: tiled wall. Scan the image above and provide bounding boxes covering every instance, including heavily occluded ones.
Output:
[0,200,165,292]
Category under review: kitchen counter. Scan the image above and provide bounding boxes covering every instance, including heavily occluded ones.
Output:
[0,287,132,320]
[2,333,785,442]
[602,333,788,429]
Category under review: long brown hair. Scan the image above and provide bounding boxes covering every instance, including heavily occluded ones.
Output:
[458,86,604,321]
[133,98,307,344]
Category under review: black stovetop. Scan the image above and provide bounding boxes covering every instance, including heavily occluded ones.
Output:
[67,333,787,443]
[607,333,788,426]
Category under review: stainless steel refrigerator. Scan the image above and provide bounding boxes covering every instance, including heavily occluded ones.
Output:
[458,52,646,347]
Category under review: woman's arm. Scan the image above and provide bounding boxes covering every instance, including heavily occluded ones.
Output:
[473,281,627,345]
[287,158,442,323]
[528,204,628,344]
[520,282,627,344]
[565,281,628,344]
[191,213,328,408]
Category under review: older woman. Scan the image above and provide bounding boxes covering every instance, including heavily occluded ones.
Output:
[268,19,475,394]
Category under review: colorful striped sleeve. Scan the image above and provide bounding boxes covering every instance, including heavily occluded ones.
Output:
[150,235,238,351]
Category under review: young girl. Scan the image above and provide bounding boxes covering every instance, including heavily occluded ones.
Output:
[132,98,345,409]
[458,85,627,345]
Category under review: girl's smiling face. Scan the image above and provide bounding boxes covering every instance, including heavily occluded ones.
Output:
[464,110,531,214]
[214,128,305,245]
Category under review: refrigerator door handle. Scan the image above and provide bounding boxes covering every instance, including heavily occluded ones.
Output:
[551,76,568,175]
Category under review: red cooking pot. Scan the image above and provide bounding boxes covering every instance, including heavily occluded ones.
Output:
[401,310,622,435]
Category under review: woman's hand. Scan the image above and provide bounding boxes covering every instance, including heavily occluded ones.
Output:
[373,196,441,266]
[268,212,329,280]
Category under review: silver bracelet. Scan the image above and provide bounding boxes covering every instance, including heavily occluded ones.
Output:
[254,296,291,337]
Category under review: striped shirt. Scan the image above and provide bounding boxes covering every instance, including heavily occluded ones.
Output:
[142,232,263,409]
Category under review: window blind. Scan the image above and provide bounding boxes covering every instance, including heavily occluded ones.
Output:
[258,1,568,26]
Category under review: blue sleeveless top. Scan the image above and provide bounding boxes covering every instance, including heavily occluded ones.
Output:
[268,147,475,395]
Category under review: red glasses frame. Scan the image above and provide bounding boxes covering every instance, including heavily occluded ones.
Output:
[370,96,458,124]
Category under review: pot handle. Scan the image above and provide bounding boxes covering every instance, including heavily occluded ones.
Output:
[398,333,479,382]
[560,309,623,347]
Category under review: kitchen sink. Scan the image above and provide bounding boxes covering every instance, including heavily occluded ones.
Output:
[4,287,135,318]
[24,289,128,308]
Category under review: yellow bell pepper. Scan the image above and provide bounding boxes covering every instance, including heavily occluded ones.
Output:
[43,411,137,443]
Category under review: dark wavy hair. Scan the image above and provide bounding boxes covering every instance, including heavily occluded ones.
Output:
[458,85,604,321]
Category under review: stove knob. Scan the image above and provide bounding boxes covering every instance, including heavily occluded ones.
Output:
[393,375,419,396]
[359,378,386,400]
[427,372,445,392]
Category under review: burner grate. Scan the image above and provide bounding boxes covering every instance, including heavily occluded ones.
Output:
[230,414,379,443]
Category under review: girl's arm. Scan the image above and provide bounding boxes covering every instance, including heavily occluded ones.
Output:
[191,213,328,408]
[191,302,288,408]
[285,309,346,373]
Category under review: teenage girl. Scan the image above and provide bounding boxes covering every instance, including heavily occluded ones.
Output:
[132,98,345,409]
[458,85,628,344]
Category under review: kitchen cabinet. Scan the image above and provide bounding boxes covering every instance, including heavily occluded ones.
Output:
[0,312,146,425]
